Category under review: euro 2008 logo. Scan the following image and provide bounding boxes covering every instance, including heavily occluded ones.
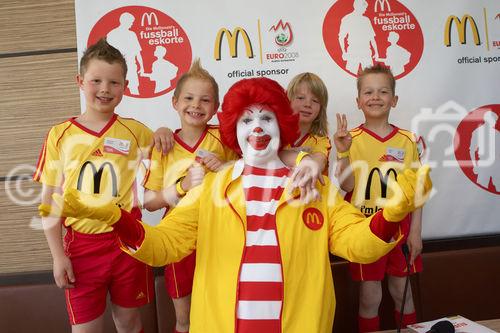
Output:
[322,0,423,79]
[88,6,192,98]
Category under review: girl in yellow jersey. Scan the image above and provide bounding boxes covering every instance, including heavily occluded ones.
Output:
[286,73,332,175]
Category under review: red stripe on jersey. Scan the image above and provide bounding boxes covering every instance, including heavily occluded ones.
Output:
[244,186,284,202]
[344,191,353,203]
[242,246,281,263]
[238,282,283,300]
[70,114,117,137]
[360,124,399,142]
[246,214,278,231]
[34,122,73,182]
[141,167,151,187]
[33,139,48,182]
[237,319,281,333]
[242,165,289,177]
[55,122,73,148]
[291,133,310,147]
[174,128,208,153]
[206,127,225,147]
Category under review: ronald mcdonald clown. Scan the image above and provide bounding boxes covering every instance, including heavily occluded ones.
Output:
[47,77,432,333]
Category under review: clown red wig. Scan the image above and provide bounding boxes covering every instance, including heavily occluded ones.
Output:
[218,77,299,154]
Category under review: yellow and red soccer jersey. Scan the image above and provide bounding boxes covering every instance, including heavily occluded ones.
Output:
[285,133,331,157]
[143,125,238,202]
[346,125,421,216]
[285,133,332,175]
[34,114,153,234]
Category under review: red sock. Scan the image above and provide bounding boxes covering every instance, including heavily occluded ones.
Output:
[358,315,380,333]
[394,310,417,328]
[138,329,144,333]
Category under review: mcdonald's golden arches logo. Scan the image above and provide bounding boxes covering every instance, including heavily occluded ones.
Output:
[302,208,324,231]
[77,161,118,197]
[214,27,254,60]
[365,167,397,200]
[444,14,481,46]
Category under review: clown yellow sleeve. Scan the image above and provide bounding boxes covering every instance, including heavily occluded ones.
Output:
[325,181,401,264]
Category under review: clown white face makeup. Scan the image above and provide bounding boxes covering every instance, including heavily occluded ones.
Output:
[236,104,283,167]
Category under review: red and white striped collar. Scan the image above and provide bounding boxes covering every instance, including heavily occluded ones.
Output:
[231,159,290,180]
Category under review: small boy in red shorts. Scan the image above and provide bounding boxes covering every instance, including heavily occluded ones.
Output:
[142,59,238,333]
[34,39,155,333]
[334,64,424,332]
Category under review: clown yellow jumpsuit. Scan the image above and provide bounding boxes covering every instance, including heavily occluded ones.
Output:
[125,160,399,332]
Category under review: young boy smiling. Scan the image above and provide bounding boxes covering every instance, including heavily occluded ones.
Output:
[35,39,154,333]
[142,59,237,333]
[334,64,424,332]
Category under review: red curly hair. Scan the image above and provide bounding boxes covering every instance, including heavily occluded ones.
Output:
[218,77,299,155]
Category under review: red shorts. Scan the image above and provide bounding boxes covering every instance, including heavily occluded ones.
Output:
[164,251,196,298]
[63,229,154,325]
[350,243,423,281]
[350,218,423,281]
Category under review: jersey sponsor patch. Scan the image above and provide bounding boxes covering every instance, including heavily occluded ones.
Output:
[302,208,324,230]
[103,137,130,156]
[379,147,405,162]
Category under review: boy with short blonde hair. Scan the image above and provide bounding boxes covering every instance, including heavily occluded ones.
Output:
[334,63,424,332]
[143,58,238,333]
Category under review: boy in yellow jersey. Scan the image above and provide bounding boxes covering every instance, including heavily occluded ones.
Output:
[334,64,424,332]
[33,39,155,333]
[286,72,331,175]
[142,59,238,333]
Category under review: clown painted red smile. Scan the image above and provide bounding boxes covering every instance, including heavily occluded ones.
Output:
[237,104,281,164]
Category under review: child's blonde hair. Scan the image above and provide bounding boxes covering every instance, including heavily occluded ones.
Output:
[357,63,396,96]
[173,58,219,105]
[287,72,329,136]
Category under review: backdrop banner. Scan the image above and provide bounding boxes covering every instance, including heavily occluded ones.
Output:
[75,0,500,239]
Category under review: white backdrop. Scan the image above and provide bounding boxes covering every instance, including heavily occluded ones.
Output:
[75,0,500,239]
